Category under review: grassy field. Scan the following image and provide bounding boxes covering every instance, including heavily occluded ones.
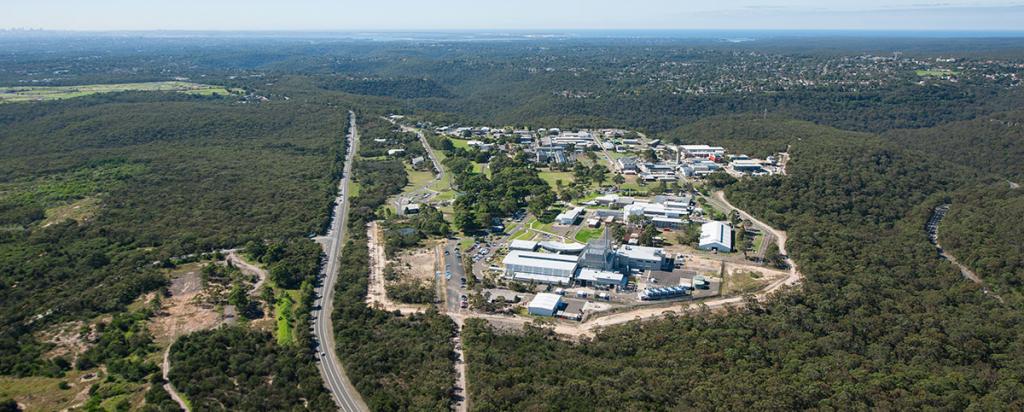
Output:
[574,227,603,243]
[348,180,362,198]
[448,137,471,150]
[0,369,104,411]
[538,171,576,188]
[0,81,237,103]
[915,69,957,77]
[721,270,766,296]
[472,162,490,177]
[402,164,435,195]
[274,296,294,345]
[529,219,557,234]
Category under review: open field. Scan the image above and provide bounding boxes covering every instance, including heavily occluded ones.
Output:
[574,227,603,243]
[472,162,490,176]
[40,196,101,228]
[0,369,105,412]
[0,81,237,103]
[538,171,575,188]
[448,137,471,150]
[915,69,957,77]
[403,164,435,194]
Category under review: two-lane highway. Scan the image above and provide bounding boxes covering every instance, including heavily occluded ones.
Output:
[312,111,368,412]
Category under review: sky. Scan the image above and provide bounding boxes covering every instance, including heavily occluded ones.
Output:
[3,0,1024,31]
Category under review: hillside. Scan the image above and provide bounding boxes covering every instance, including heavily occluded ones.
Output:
[464,118,1022,410]
[885,110,1024,182]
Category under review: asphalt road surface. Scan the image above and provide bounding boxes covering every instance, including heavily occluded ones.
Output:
[312,111,368,412]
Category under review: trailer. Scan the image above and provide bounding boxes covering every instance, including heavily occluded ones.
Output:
[638,285,691,301]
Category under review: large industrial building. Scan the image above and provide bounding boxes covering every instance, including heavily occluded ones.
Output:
[615,245,672,272]
[502,250,579,285]
[699,221,733,252]
[502,228,672,288]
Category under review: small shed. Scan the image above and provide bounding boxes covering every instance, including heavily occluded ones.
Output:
[528,293,564,317]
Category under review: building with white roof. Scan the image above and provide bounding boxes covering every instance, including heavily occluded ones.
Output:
[699,221,733,252]
[528,293,564,316]
[509,240,539,251]
[681,145,725,158]
[730,159,765,173]
[615,245,670,272]
[623,202,690,220]
[576,268,627,288]
[502,250,579,284]
[555,207,585,225]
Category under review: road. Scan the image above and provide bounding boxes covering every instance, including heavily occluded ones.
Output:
[312,111,368,412]
[162,346,191,412]
[927,204,1004,303]
[386,118,450,215]
[442,240,470,412]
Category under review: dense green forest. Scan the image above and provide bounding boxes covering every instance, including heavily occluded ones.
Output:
[330,116,456,411]
[885,110,1024,181]
[463,118,1023,410]
[0,90,350,411]
[168,327,334,411]
[942,183,1024,302]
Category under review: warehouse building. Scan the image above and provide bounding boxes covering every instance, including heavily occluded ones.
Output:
[528,293,564,317]
[616,245,672,272]
[502,250,579,285]
[699,221,733,252]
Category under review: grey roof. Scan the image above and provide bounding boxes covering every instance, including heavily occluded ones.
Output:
[503,250,579,272]
[528,293,563,310]
[616,245,665,261]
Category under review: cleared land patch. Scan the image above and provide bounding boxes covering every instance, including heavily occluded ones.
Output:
[0,81,236,103]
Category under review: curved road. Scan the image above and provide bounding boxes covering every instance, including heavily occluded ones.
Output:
[312,111,368,412]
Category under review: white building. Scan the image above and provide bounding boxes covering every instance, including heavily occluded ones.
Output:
[615,245,670,272]
[681,145,725,158]
[576,268,627,288]
[387,148,406,156]
[699,221,733,252]
[623,202,689,220]
[509,240,539,251]
[502,251,579,284]
[555,207,585,225]
[528,293,564,317]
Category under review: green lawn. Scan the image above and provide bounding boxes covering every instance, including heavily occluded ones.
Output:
[0,81,236,103]
[348,181,361,198]
[472,162,491,177]
[530,219,557,234]
[574,227,603,243]
[538,171,576,189]
[402,164,435,195]
[274,296,294,345]
[448,137,471,150]
[915,69,957,77]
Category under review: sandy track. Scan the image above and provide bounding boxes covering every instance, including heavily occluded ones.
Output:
[366,222,430,314]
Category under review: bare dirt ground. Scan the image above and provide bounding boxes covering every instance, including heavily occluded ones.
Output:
[394,244,440,283]
[149,263,226,347]
[366,222,431,314]
[36,320,91,365]
[147,263,227,412]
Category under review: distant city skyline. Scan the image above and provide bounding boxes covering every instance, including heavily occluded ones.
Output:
[3,1,1024,31]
